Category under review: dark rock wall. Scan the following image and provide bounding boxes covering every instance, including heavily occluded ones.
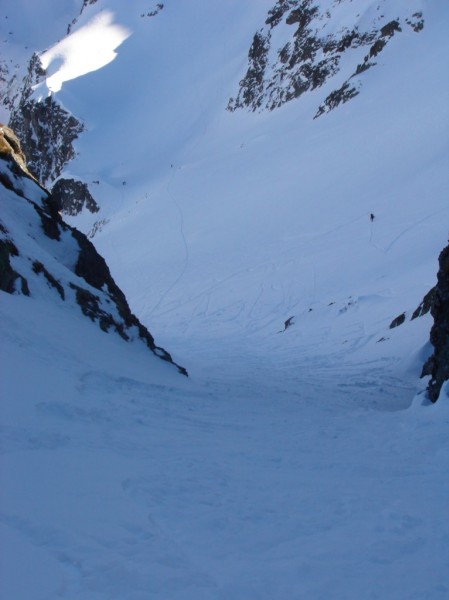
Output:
[10,94,84,186]
[6,53,96,216]
[422,244,449,402]
[51,178,99,215]
[0,125,187,376]
[228,1,424,117]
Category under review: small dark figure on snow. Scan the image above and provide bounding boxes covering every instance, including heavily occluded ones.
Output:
[370,213,375,222]
[278,316,295,333]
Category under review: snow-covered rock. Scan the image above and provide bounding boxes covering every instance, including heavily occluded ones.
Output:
[421,243,449,402]
[228,0,425,116]
[0,123,187,375]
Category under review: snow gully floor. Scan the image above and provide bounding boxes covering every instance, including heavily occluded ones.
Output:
[2,296,449,600]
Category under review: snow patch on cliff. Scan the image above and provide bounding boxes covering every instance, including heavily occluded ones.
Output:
[38,11,130,94]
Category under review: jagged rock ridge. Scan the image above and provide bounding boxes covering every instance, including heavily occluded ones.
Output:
[228,0,424,117]
[0,124,187,376]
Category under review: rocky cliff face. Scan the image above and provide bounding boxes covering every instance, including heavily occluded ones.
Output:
[228,0,424,117]
[3,46,97,216]
[0,124,187,376]
[388,242,449,403]
[10,94,83,186]
[0,1,165,220]
[5,46,99,217]
[421,244,449,402]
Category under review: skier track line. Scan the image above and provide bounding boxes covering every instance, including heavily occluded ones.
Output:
[148,167,190,317]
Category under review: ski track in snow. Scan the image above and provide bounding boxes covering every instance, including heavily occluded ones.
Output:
[148,167,191,317]
[2,341,449,599]
[370,207,449,254]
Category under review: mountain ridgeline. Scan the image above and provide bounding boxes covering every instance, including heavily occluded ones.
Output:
[0,124,187,376]
[228,0,424,116]
[3,1,426,214]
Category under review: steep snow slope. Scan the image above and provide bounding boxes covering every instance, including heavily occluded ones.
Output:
[2,1,449,598]
[46,0,448,402]
[0,125,186,375]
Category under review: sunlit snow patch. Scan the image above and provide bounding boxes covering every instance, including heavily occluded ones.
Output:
[39,11,130,93]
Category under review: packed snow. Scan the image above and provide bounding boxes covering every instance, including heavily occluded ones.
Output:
[1,0,449,598]
[2,287,449,600]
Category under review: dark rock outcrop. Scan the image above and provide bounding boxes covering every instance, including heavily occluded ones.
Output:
[389,312,406,329]
[385,287,436,331]
[412,288,435,321]
[314,82,359,119]
[421,243,449,402]
[0,236,29,296]
[51,178,99,215]
[6,53,98,217]
[141,3,164,18]
[10,93,84,186]
[0,124,187,376]
[228,1,424,117]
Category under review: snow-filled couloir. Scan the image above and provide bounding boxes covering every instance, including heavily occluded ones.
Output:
[1,1,449,598]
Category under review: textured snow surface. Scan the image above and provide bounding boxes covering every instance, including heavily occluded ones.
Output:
[1,0,449,598]
[2,293,449,600]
